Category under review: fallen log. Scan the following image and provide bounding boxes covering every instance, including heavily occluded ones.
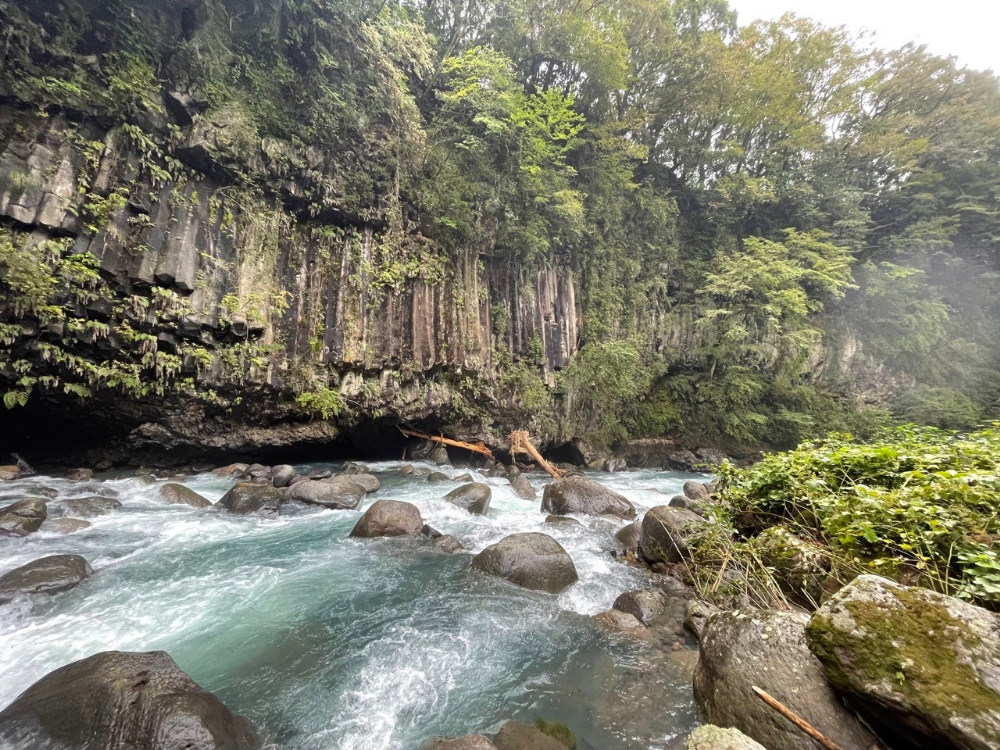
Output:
[509,430,565,479]
[398,428,495,461]
[751,686,845,750]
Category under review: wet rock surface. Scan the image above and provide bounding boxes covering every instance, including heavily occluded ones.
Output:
[286,476,365,509]
[445,483,492,515]
[0,554,92,604]
[471,533,578,594]
[160,482,212,508]
[509,474,537,500]
[41,517,92,534]
[493,721,568,750]
[419,735,497,750]
[0,497,47,536]
[0,650,261,749]
[217,482,286,516]
[62,495,122,517]
[686,725,765,750]
[350,499,423,538]
[639,505,704,564]
[541,476,635,519]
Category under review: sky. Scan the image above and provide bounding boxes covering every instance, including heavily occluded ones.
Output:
[727,0,1000,73]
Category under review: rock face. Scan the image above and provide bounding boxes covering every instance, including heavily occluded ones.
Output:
[62,496,122,517]
[493,722,567,750]
[806,575,1000,750]
[639,506,704,564]
[0,497,47,536]
[0,555,92,604]
[755,526,830,607]
[217,482,286,516]
[541,477,635,519]
[446,483,492,515]
[419,735,497,750]
[693,610,876,750]
[160,483,212,508]
[686,725,766,750]
[0,650,260,749]
[471,533,578,594]
[350,499,423,538]
[286,476,365,509]
[509,474,536,500]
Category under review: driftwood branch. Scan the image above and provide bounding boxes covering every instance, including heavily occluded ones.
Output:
[751,686,845,750]
[508,430,565,479]
[398,428,495,461]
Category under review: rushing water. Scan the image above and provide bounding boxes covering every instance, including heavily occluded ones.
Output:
[0,462,707,749]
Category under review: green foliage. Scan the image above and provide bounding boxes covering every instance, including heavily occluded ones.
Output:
[893,387,984,431]
[716,426,1000,608]
[535,718,575,749]
[295,388,344,420]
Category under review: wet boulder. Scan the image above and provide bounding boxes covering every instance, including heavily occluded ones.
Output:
[0,650,260,749]
[806,575,1000,750]
[342,462,370,474]
[432,535,465,554]
[419,736,497,750]
[683,480,711,502]
[592,609,646,635]
[541,476,635,519]
[754,526,830,608]
[509,474,536,500]
[0,465,21,481]
[603,457,626,473]
[64,468,93,481]
[347,473,381,493]
[350,499,423,538]
[0,555,92,604]
[217,482,286,517]
[0,497,47,536]
[427,472,450,483]
[613,521,641,553]
[446,483,492,515]
[63,495,122,517]
[430,444,450,466]
[471,533,578,594]
[694,610,876,750]
[271,465,297,488]
[487,464,509,478]
[160,483,212,508]
[41,517,91,535]
[287,476,365,509]
[686,725,765,750]
[545,515,581,526]
[683,599,720,642]
[493,721,569,750]
[639,506,705,564]
[613,588,672,625]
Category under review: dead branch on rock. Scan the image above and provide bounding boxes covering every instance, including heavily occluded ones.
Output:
[509,430,565,479]
[398,428,495,461]
[751,686,845,750]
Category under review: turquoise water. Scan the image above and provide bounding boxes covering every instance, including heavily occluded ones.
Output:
[0,462,705,749]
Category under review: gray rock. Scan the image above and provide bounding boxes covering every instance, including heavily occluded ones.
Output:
[806,574,1000,750]
[63,496,122,517]
[613,588,671,625]
[0,555,92,604]
[683,480,711,502]
[287,476,365,509]
[755,526,830,608]
[639,506,705,564]
[454,473,474,483]
[427,472,450,483]
[432,535,465,554]
[271,464,297,488]
[446,483,492,515]
[694,610,876,750]
[348,473,381,493]
[342,462,370,474]
[305,468,333,480]
[471,533,578,594]
[545,515,581,526]
[592,609,646,635]
[419,735,497,750]
[217,482,286,516]
[686,725,766,750]
[487,464,509,478]
[614,521,641,552]
[509,474,536,500]
[541,476,635,519]
[0,497,47,536]
[493,721,568,750]
[668,494,690,508]
[215,462,250,478]
[41,517,91,535]
[683,599,720,642]
[244,463,270,479]
[430,444,450,465]
[397,464,417,476]
[64,468,93,481]
[350,499,423,538]
[603,457,626,473]
[160,483,212,508]
[0,650,260,749]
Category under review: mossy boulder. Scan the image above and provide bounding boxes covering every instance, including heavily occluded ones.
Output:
[471,533,578,594]
[638,506,705,564]
[754,526,831,608]
[541,476,635,519]
[446,483,492,515]
[160,483,212,508]
[350,499,423,538]
[806,574,1000,750]
[693,610,876,750]
[686,725,765,750]
[0,651,260,749]
[0,497,47,536]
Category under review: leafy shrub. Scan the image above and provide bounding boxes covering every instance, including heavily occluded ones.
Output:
[716,426,1000,608]
[892,385,983,430]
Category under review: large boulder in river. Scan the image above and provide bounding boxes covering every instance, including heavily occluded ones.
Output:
[350,499,423,538]
[639,506,705,564]
[217,482,286,516]
[754,526,830,608]
[806,575,1000,750]
[0,497,47,536]
[446,483,491,515]
[0,555,92,604]
[0,650,260,749]
[160,483,212,508]
[541,476,635,519]
[347,473,380,493]
[471,533,578,594]
[420,736,497,750]
[63,495,122,517]
[509,474,536,500]
[287,476,365,509]
[686,725,765,750]
[693,610,876,750]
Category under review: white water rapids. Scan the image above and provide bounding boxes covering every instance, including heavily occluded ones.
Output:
[0,462,705,749]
